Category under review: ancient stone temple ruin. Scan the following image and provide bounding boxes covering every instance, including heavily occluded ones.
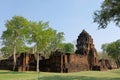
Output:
[0,29,118,72]
[40,50,89,72]
[0,53,37,71]
[40,30,100,72]
[75,30,99,70]
[39,30,117,72]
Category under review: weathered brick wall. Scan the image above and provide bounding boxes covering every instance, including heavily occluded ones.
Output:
[66,54,89,72]
[49,55,62,72]
[0,54,20,71]
[0,59,13,70]
[44,53,90,73]
[99,59,117,70]
[18,53,29,71]
[105,59,116,69]
[18,53,36,72]
[0,52,119,72]
[99,59,108,71]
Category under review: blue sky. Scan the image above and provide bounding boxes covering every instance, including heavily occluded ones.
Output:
[0,0,120,52]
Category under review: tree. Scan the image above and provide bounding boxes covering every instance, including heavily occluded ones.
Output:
[62,43,74,53]
[48,31,64,52]
[0,48,3,59]
[94,0,120,29]
[1,16,29,70]
[1,38,30,58]
[43,31,64,58]
[105,40,120,67]
[28,21,54,72]
[101,43,108,59]
[106,42,116,58]
[1,36,14,57]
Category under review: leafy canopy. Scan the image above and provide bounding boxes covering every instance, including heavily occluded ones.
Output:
[62,43,74,53]
[28,21,55,53]
[103,40,120,59]
[94,0,120,29]
[1,16,29,56]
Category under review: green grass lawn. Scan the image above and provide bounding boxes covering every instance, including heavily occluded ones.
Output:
[0,69,120,80]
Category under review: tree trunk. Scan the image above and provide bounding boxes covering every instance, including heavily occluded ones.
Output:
[102,51,105,59]
[13,38,17,71]
[115,57,120,69]
[37,53,39,72]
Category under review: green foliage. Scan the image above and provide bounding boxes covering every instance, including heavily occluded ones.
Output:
[28,21,55,72]
[0,48,3,59]
[97,52,110,60]
[102,40,120,59]
[28,21,55,53]
[1,16,65,59]
[1,16,29,57]
[62,43,74,53]
[1,46,12,57]
[49,31,64,51]
[101,43,109,59]
[0,15,66,71]
[106,40,120,59]
[101,43,108,53]
[94,0,120,28]
[101,41,120,68]
[44,31,64,57]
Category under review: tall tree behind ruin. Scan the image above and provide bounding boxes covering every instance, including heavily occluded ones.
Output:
[48,31,64,51]
[93,0,120,29]
[62,43,74,53]
[43,30,64,57]
[101,43,109,59]
[28,21,55,72]
[106,40,120,67]
[1,16,29,70]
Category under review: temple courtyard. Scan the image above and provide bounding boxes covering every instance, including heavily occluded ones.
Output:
[0,69,120,80]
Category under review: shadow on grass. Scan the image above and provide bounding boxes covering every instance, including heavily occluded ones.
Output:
[0,71,25,74]
[38,75,120,80]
